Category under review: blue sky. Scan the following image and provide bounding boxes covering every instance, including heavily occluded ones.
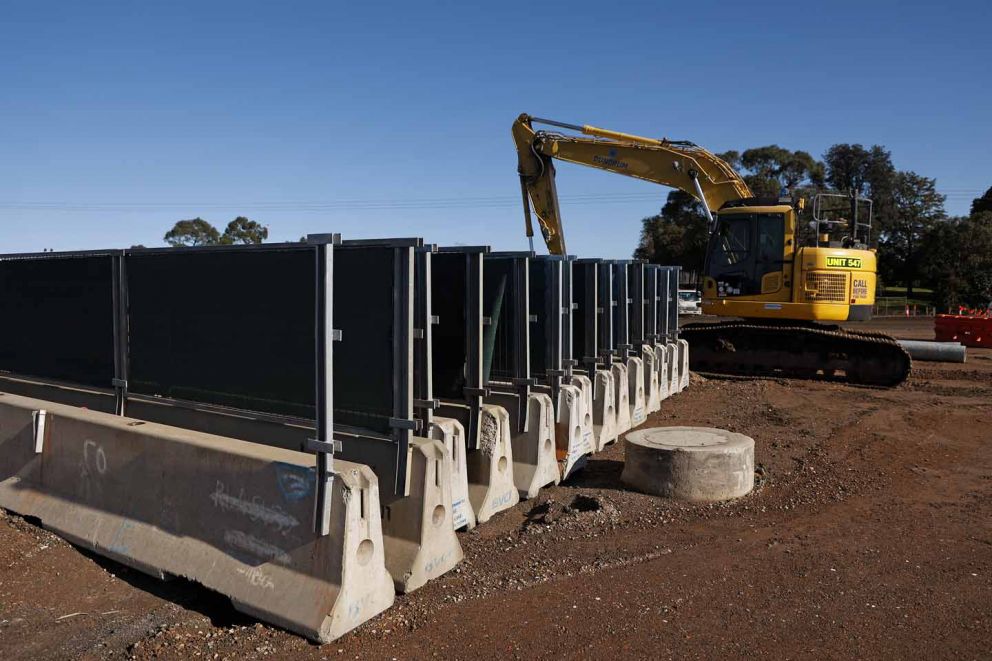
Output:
[1,0,989,257]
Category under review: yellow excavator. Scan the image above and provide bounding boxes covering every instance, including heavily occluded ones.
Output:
[512,113,910,386]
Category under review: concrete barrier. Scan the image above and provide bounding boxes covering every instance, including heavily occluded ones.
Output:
[430,417,476,531]
[611,363,631,436]
[677,339,690,391]
[570,374,595,452]
[643,347,661,414]
[509,393,560,499]
[465,404,519,523]
[665,343,679,396]
[591,370,618,452]
[0,392,394,644]
[381,438,463,593]
[555,382,593,481]
[627,356,647,428]
[654,345,671,402]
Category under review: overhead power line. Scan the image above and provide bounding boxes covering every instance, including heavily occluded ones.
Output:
[0,189,983,212]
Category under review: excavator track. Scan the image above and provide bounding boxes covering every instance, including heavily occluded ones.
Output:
[681,320,912,387]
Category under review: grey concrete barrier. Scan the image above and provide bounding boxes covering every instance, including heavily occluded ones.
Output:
[430,417,476,531]
[643,346,662,415]
[654,344,671,402]
[677,339,691,391]
[0,392,395,644]
[465,404,519,523]
[898,340,966,363]
[611,362,632,436]
[509,393,561,499]
[627,356,647,428]
[591,370,618,452]
[555,382,592,482]
[381,438,463,593]
[569,374,596,453]
[666,343,679,395]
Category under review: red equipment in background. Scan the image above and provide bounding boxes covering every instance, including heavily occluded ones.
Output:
[935,310,992,348]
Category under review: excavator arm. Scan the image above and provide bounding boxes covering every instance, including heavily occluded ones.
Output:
[512,113,752,255]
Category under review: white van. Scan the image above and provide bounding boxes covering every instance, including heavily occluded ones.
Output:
[678,289,702,315]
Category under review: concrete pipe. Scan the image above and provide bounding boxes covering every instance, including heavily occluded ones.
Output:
[897,340,967,363]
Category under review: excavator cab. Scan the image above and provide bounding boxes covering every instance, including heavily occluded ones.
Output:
[704,200,791,298]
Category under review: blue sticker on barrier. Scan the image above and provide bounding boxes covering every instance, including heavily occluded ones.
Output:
[274,463,316,502]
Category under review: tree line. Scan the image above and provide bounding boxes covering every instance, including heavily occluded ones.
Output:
[163,216,269,247]
[633,143,992,311]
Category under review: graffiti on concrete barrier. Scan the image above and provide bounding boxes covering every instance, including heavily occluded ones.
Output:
[424,550,451,576]
[274,463,315,502]
[490,490,513,510]
[210,481,300,534]
[107,519,135,556]
[347,591,378,620]
[224,529,292,565]
[79,439,109,500]
[236,566,275,590]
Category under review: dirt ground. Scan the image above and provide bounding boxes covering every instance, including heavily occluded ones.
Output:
[1,317,989,660]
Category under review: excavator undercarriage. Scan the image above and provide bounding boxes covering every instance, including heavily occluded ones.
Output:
[681,320,912,387]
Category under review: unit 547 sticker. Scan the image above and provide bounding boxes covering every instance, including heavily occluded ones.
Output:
[826,256,862,269]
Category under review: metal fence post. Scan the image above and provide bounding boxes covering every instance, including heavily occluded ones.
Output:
[306,234,340,537]
[112,251,129,416]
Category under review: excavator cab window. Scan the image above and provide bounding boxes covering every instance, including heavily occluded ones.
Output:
[707,212,785,296]
[712,217,750,267]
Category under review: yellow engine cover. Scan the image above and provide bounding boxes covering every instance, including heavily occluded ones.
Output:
[701,247,877,322]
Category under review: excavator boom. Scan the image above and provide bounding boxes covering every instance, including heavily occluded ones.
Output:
[512,113,751,254]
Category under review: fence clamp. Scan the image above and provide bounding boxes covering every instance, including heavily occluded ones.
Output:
[306,438,342,454]
[32,410,48,454]
[389,417,419,431]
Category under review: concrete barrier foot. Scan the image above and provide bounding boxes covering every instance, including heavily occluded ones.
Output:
[510,393,560,499]
[677,339,690,392]
[627,357,647,428]
[465,404,519,523]
[611,363,632,436]
[430,416,476,531]
[381,438,464,594]
[555,383,593,482]
[592,370,618,452]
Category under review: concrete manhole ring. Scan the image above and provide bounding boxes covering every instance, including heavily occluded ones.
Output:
[621,426,755,501]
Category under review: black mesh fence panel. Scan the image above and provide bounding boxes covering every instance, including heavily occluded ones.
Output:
[431,253,470,400]
[0,254,116,389]
[126,247,317,419]
[332,246,398,436]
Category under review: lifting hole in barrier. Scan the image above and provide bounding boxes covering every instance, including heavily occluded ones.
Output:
[431,504,446,527]
[356,538,375,566]
[497,456,508,473]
